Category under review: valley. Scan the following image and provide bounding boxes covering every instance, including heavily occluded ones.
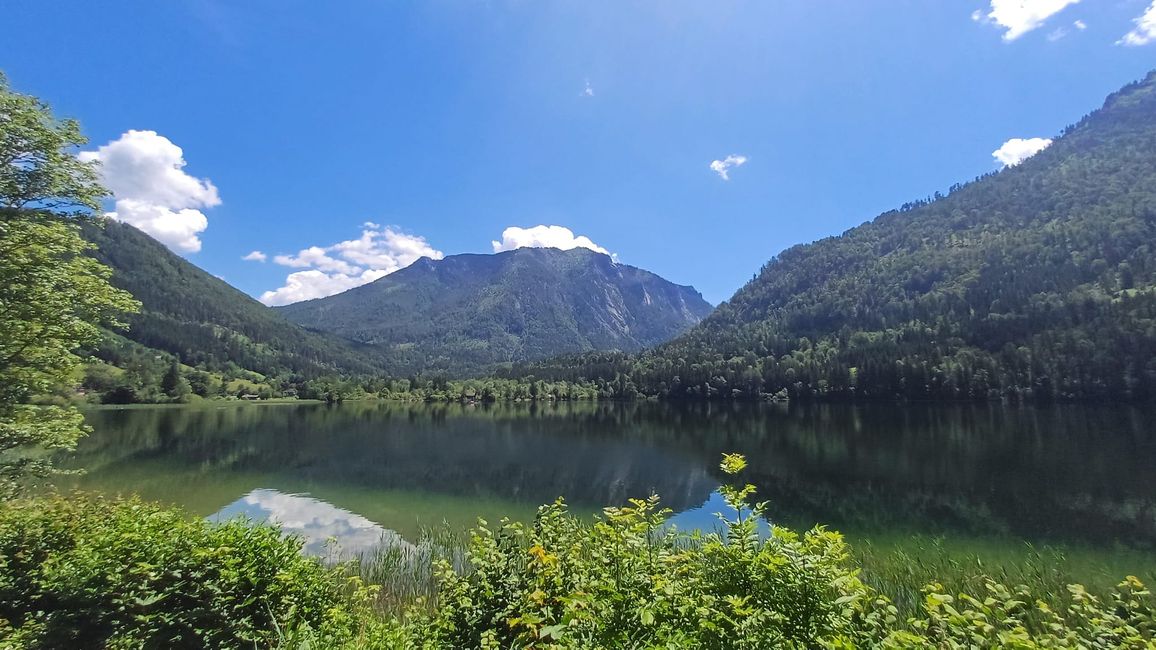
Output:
[4,12,1156,643]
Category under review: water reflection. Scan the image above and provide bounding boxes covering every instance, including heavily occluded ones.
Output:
[665,491,771,539]
[211,487,770,560]
[67,401,1156,549]
[212,489,412,558]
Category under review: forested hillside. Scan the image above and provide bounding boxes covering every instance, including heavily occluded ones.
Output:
[279,247,712,376]
[78,220,386,400]
[526,72,1156,402]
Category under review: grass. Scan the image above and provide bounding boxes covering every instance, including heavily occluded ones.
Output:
[326,520,1156,621]
[340,526,470,618]
[853,533,1156,616]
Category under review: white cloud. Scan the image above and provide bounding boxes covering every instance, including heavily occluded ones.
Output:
[1119,1,1156,45]
[273,246,362,275]
[260,268,391,306]
[976,0,1080,41]
[1051,19,1086,39]
[332,227,441,270]
[709,154,748,180]
[108,199,210,252]
[259,223,442,306]
[79,130,220,252]
[581,78,594,97]
[491,225,610,256]
[242,250,267,262]
[992,137,1052,167]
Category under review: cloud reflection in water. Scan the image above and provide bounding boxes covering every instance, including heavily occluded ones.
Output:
[212,488,413,559]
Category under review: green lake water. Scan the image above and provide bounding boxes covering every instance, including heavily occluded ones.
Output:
[65,401,1156,580]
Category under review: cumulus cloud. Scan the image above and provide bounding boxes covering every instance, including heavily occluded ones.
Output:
[992,137,1053,167]
[581,79,594,97]
[273,246,361,275]
[709,154,747,180]
[1119,1,1156,45]
[259,223,442,306]
[78,130,220,252]
[260,268,391,306]
[975,0,1080,41]
[242,250,267,262]
[333,224,442,269]
[1073,19,1086,30]
[491,225,610,256]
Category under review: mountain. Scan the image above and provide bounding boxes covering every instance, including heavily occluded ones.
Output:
[531,71,1156,402]
[277,247,713,376]
[80,220,383,379]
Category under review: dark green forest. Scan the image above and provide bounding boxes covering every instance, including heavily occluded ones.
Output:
[81,220,388,377]
[518,72,1156,402]
[74,220,399,403]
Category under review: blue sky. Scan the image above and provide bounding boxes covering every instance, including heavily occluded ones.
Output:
[3,1,1155,305]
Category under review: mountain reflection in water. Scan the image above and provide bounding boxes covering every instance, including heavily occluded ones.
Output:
[68,400,1156,549]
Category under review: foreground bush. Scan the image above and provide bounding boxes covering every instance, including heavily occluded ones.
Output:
[2,461,1155,648]
[397,454,1156,649]
[0,494,365,649]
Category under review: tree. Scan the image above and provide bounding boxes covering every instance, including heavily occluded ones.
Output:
[160,357,191,402]
[0,74,139,497]
[0,74,105,213]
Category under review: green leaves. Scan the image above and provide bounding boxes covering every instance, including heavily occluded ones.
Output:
[0,214,139,497]
[719,452,747,476]
[0,73,106,213]
[0,494,361,648]
[0,76,140,496]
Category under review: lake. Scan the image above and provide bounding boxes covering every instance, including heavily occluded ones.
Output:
[66,401,1156,577]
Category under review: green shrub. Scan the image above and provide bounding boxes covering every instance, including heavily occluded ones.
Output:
[2,462,1155,649]
[395,454,1156,649]
[0,494,356,649]
[402,454,886,648]
[879,578,1156,649]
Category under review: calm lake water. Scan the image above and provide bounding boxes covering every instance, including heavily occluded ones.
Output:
[66,401,1156,568]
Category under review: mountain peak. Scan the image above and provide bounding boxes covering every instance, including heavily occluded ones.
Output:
[279,246,712,376]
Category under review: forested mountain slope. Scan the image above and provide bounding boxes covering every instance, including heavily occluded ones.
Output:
[81,220,383,379]
[278,247,712,376]
[533,71,1156,402]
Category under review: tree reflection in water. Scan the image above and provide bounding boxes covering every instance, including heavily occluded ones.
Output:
[68,401,1156,550]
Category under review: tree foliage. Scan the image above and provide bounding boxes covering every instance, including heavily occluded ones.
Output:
[0,76,138,496]
[0,494,357,648]
[0,73,105,213]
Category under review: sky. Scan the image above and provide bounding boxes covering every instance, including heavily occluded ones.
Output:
[2,1,1155,306]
